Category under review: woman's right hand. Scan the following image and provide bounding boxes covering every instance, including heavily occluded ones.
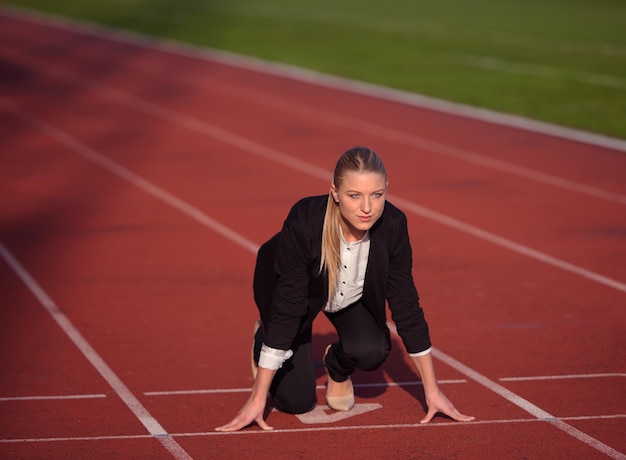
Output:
[214,395,273,432]
[215,367,277,432]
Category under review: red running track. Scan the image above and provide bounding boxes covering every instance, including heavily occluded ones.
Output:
[0,7,625,460]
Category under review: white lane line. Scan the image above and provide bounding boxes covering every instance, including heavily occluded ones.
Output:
[142,379,468,396]
[351,379,467,389]
[2,93,625,295]
[2,414,625,443]
[0,243,193,460]
[205,414,626,439]
[0,394,106,401]
[433,348,626,460]
[500,373,626,382]
[1,5,626,154]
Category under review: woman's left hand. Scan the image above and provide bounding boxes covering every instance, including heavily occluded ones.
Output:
[419,388,475,423]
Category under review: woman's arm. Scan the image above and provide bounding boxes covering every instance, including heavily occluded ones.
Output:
[215,367,277,431]
[411,353,475,423]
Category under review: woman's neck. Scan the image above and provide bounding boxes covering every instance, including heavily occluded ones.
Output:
[340,222,365,243]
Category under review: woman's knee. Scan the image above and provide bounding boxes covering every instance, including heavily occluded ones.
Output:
[271,389,316,414]
[344,340,390,371]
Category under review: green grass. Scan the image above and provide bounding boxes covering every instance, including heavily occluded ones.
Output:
[4,0,626,139]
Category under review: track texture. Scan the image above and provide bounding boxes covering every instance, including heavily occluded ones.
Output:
[1,9,625,460]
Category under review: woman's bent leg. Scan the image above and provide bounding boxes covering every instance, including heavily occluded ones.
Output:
[325,302,390,382]
[252,234,316,414]
[268,329,317,414]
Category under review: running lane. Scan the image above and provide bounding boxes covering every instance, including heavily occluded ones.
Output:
[0,9,624,460]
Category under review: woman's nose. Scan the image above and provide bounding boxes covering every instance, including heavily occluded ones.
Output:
[361,198,372,213]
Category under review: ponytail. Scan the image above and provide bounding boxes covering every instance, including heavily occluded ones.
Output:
[320,192,341,300]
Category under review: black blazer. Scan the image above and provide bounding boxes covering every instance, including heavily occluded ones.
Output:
[253,195,431,354]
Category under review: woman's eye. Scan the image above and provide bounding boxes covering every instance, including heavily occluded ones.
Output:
[350,194,360,199]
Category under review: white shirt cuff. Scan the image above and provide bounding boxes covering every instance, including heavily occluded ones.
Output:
[258,344,293,370]
[409,346,432,358]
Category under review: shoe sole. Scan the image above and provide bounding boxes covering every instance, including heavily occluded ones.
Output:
[324,344,355,411]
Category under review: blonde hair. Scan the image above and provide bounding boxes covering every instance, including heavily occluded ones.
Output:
[320,147,387,301]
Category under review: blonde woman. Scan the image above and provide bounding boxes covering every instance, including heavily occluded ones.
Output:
[216,147,473,431]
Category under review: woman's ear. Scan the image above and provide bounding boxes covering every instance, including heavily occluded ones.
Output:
[330,183,339,203]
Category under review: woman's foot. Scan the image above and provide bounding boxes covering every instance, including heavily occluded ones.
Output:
[324,345,354,411]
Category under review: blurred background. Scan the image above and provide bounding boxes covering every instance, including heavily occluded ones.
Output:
[3,0,625,139]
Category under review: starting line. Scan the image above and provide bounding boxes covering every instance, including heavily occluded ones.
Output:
[1,414,624,443]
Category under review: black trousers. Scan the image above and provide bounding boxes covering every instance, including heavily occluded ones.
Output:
[254,301,391,414]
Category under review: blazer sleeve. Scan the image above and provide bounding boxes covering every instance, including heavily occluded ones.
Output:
[385,210,432,354]
[263,219,313,350]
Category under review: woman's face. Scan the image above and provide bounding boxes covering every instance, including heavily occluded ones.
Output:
[331,171,387,242]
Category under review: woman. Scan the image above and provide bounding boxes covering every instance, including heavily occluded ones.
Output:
[216,147,474,431]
